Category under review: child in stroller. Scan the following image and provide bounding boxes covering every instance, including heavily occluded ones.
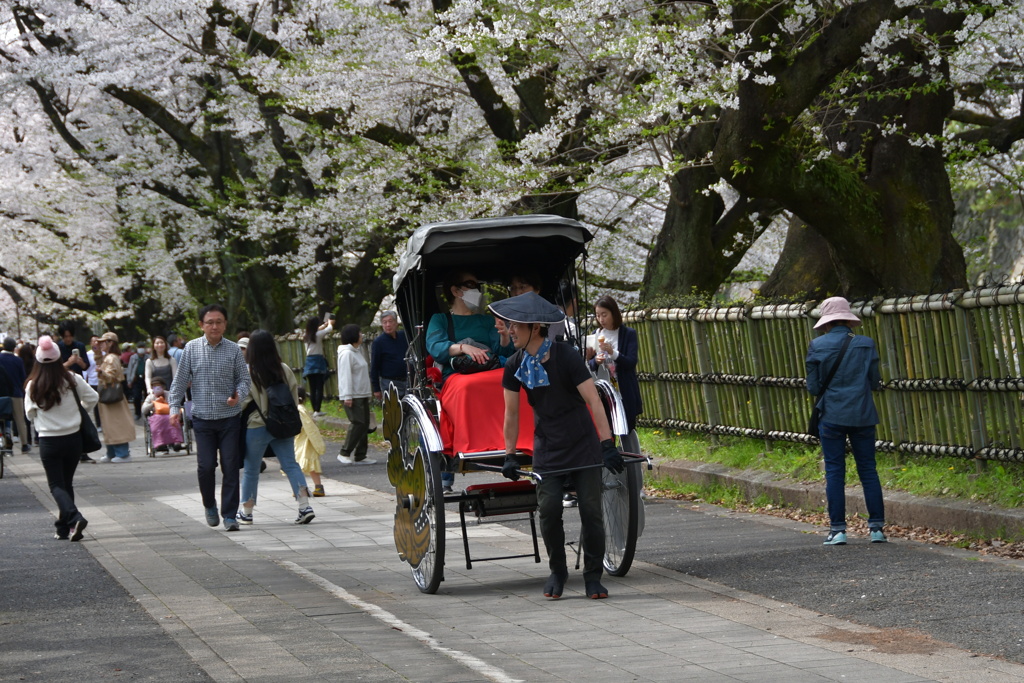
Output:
[143,378,184,454]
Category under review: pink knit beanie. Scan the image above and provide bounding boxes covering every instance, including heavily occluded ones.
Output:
[36,335,61,363]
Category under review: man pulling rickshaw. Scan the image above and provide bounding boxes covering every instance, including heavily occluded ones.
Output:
[491,292,625,600]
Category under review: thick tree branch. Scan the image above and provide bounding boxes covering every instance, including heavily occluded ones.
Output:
[103,85,225,181]
[953,113,1024,154]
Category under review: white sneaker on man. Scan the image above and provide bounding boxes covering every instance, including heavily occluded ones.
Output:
[337,454,354,465]
[99,455,112,463]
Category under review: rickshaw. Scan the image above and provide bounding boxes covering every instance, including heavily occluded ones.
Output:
[381,214,649,594]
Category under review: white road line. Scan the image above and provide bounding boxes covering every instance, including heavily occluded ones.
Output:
[278,560,524,683]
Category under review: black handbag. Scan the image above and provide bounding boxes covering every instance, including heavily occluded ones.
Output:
[99,383,124,404]
[808,333,853,437]
[445,313,499,374]
[450,339,499,374]
[70,381,103,453]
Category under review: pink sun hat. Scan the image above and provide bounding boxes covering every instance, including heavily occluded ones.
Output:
[814,297,861,330]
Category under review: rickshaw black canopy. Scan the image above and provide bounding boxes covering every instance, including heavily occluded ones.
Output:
[393,215,593,326]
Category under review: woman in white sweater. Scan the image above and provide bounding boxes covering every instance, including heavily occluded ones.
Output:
[24,336,99,541]
[335,324,374,465]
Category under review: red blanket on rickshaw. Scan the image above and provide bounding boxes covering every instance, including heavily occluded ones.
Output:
[439,369,535,456]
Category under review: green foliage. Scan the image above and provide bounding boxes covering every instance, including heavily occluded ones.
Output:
[639,429,1024,509]
[645,475,747,509]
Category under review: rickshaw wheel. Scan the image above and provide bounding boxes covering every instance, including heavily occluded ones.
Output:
[602,430,642,576]
[404,407,446,594]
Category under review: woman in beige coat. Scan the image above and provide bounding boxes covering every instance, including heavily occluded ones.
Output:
[96,331,136,462]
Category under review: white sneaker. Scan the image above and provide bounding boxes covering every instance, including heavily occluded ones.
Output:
[112,455,132,463]
[98,456,112,463]
[313,411,326,417]
[337,454,354,465]
[353,458,377,465]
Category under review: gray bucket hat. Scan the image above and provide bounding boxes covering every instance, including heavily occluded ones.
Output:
[488,291,565,325]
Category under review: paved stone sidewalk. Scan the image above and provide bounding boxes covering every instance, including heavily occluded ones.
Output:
[9,445,1024,683]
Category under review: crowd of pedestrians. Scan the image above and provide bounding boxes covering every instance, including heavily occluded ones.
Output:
[1,283,887,593]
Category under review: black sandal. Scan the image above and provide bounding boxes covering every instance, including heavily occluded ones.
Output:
[585,581,608,599]
[543,572,568,599]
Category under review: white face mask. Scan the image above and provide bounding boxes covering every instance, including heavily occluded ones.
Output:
[462,288,484,311]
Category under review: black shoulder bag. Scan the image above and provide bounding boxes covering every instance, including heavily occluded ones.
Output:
[808,333,853,437]
[70,380,103,453]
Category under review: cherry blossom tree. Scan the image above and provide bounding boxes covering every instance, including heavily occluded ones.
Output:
[3,0,1024,332]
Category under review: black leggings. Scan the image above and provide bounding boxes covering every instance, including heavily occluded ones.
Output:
[39,432,86,534]
[306,374,325,412]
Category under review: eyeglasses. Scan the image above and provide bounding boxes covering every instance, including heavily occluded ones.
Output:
[202,318,227,327]
[458,280,481,290]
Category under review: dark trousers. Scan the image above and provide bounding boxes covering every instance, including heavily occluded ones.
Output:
[536,467,605,581]
[192,416,242,518]
[89,385,101,428]
[131,380,145,418]
[306,373,325,413]
[340,397,369,460]
[39,432,86,535]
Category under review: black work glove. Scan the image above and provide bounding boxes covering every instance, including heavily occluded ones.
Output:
[601,439,625,474]
[501,454,520,481]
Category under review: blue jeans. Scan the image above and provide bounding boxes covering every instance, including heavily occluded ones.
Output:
[819,422,885,531]
[106,442,130,460]
[242,426,309,508]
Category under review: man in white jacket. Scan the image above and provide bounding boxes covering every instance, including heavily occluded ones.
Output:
[335,324,375,465]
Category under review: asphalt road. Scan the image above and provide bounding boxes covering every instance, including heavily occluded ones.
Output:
[3,434,1024,681]
[332,443,1024,665]
[0,464,213,682]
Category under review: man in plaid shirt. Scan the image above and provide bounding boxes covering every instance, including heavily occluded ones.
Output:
[169,304,251,532]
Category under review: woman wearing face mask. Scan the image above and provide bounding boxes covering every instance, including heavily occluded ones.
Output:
[426,270,515,493]
[425,270,514,382]
[142,377,184,453]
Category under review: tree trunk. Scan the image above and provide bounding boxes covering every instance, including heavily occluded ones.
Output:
[759,216,839,299]
[714,2,970,299]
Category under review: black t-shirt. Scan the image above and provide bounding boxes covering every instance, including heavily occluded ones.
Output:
[502,342,601,472]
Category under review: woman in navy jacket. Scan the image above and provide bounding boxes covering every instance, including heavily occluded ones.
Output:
[587,295,643,433]
[806,296,886,546]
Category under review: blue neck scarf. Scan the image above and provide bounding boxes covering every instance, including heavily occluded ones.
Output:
[515,337,552,390]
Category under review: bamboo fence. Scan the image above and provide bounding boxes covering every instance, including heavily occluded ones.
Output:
[276,284,1024,463]
[629,285,1024,463]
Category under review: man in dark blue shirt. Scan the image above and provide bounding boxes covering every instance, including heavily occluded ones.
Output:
[56,321,91,378]
[56,321,94,462]
[0,338,29,452]
[370,311,409,399]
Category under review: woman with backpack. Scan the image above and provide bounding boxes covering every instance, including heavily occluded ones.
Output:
[239,330,315,526]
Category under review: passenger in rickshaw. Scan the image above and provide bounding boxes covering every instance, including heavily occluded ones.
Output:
[426,270,515,492]
[492,292,625,601]
[425,270,514,381]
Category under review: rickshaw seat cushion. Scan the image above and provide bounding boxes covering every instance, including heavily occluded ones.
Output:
[439,370,534,456]
[463,479,537,517]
